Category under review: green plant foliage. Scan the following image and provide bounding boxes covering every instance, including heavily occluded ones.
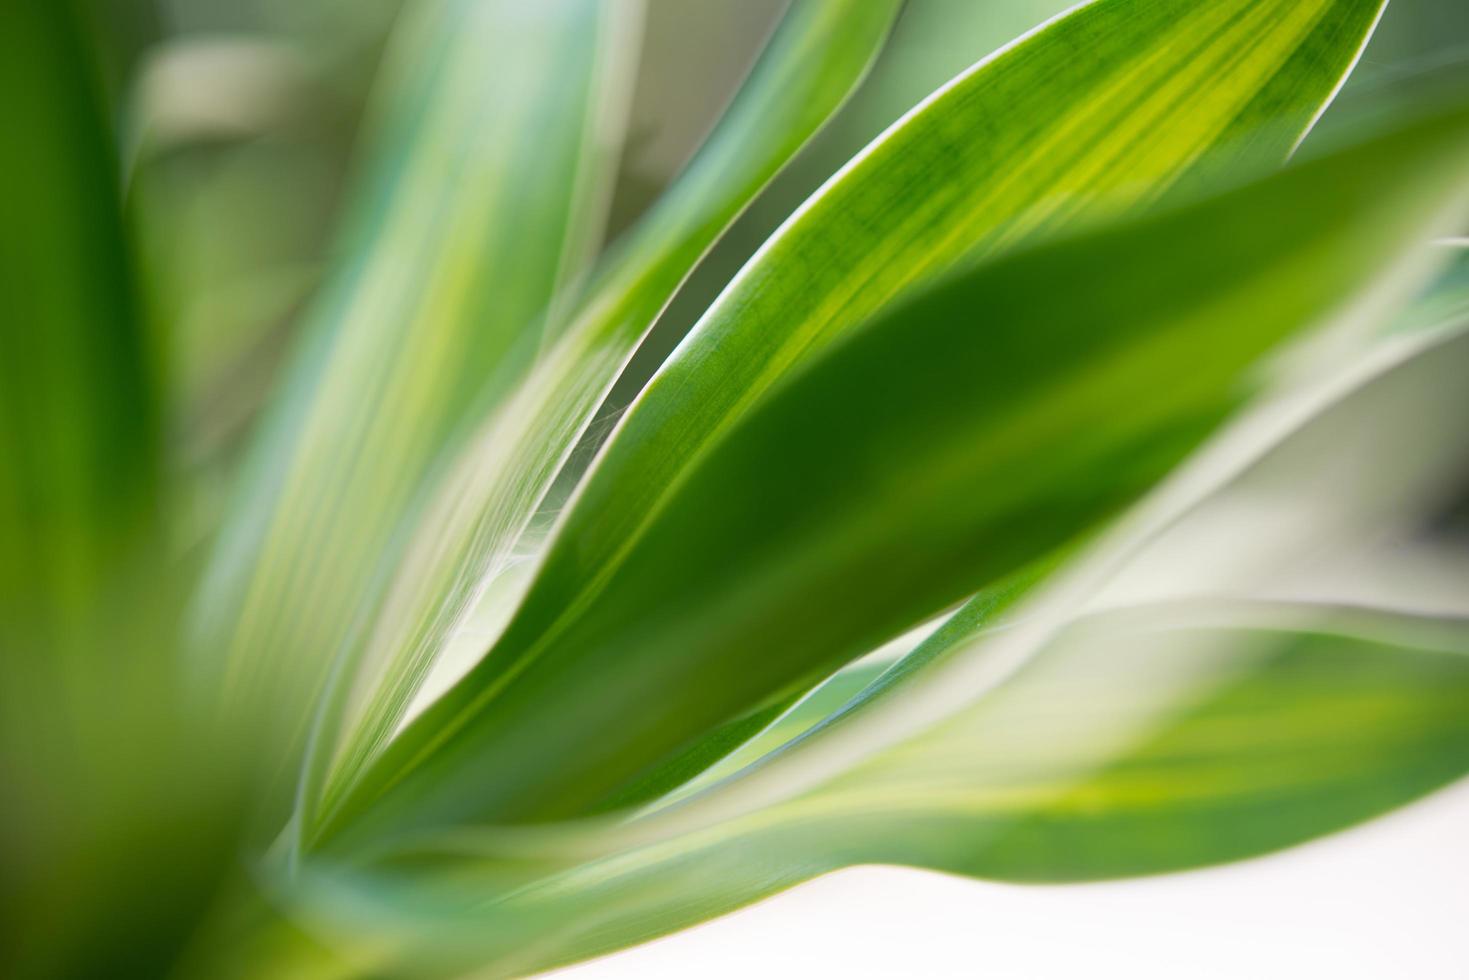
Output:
[7,0,1469,976]
[309,0,1398,836]
[280,324,1469,979]
[478,0,1394,762]
[651,319,1469,838]
[322,99,1469,845]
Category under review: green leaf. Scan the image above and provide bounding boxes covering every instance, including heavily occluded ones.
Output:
[265,322,1469,979]
[191,0,642,757]
[319,99,1469,848]
[0,0,157,659]
[286,606,1469,980]
[307,0,905,819]
[0,8,249,976]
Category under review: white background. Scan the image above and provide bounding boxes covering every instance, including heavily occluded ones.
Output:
[553,778,1469,979]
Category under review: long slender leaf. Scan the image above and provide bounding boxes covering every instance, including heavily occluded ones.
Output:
[191,0,642,760]
[318,101,1469,847]
[0,7,247,975]
[0,0,156,662]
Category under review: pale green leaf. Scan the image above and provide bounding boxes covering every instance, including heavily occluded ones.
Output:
[308,0,905,819]
[191,0,642,761]
[1387,244,1469,334]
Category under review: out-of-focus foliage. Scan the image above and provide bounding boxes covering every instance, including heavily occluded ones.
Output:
[192,0,646,787]
[5,0,1469,977]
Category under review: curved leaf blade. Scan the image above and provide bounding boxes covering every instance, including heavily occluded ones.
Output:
[191,0,642,758]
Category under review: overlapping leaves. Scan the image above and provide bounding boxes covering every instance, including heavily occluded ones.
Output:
[10,0,1469,977]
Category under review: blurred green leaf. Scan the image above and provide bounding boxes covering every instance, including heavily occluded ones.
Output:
[0,0,157,658]
[0,6,250,976]
[320,99,1469,847]
[192,0,643,764]
[306,0,905,823]
[1389,244,1469,334]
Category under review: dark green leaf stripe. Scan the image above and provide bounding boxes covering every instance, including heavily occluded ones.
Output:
[0,7,240,975]
[0,1,156,659]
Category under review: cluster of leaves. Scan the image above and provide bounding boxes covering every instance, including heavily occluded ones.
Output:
[3,0,1469,976]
